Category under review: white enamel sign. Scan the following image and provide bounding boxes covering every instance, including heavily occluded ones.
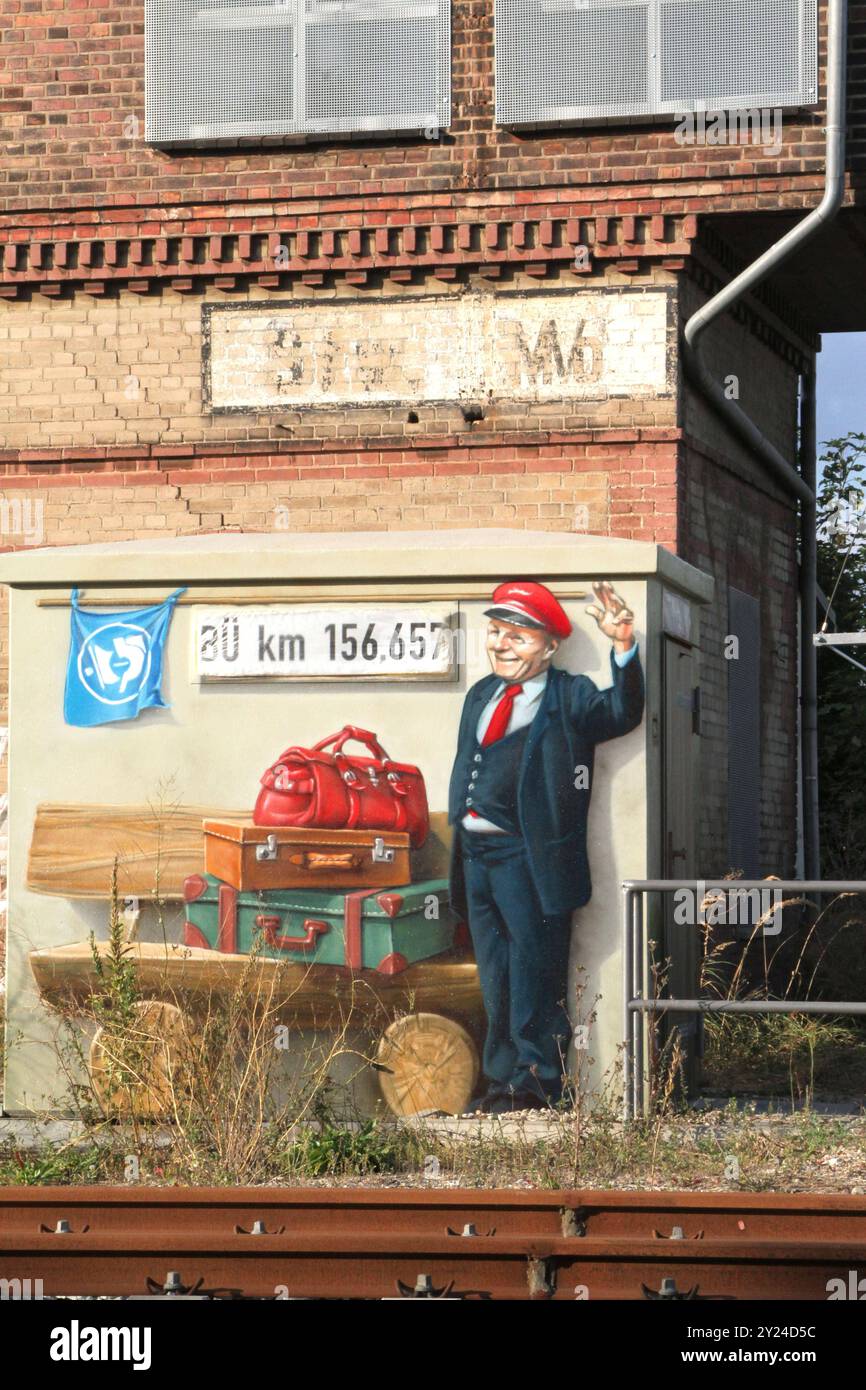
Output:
[191,604,457,681]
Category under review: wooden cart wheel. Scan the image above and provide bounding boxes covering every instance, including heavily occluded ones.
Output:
[89,1000,195,1118]
[375,1012,479,1117]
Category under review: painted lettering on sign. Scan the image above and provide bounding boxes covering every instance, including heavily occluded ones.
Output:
[191,604,458,681]
[205,289,671,411]
[510,318,602,388]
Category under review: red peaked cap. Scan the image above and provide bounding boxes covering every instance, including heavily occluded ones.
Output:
[485,581,572,640]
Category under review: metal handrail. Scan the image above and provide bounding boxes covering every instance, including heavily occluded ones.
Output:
[622,879,866,1120]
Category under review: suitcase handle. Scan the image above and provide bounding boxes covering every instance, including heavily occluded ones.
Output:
[313,725,392,763]
[256,916,330,953]
[287,852,362,871]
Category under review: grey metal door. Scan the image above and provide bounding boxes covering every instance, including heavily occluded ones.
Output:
[661,635,700,1100]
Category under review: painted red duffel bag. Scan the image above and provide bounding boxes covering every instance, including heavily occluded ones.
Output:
[253,725,429,848]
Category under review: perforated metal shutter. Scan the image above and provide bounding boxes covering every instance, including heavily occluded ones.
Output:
[494,0,817,127]
[145,0,450,143]
[727,587,761,878]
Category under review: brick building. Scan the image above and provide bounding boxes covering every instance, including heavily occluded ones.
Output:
[1,0,865,890]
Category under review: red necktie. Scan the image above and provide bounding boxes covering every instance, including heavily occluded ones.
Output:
[482,682,524,746]
[466,683,524,820]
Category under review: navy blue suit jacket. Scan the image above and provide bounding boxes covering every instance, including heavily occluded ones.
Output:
[448,651,645,918]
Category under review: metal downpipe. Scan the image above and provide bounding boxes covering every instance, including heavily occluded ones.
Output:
[682,0,847,501]
[800,370,820,877]
[681,0,848,878]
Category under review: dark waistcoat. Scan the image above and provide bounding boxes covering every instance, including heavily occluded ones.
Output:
[453,724,530,834]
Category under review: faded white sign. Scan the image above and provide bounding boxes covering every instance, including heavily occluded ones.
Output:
[205,289,671,410]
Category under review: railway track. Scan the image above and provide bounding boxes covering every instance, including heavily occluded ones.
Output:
[1,1187,865,1300]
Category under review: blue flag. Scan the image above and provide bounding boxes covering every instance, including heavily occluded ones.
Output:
[64,587,186,727]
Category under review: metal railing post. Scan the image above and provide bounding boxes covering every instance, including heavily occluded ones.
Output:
[632,889,645,1120]
[620,879,866,1122]
[622,885,634,1122]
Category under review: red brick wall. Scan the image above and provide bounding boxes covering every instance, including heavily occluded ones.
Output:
[676,266,806,876]
[0,434,680,543]
[679,435,800,877]
[0,0,860,215]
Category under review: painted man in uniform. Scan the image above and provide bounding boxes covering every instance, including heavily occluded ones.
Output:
[449,580,645,1113]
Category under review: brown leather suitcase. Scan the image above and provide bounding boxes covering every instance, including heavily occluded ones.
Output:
[202,821,412,892]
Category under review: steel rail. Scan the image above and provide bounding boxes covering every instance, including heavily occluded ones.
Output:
[1,1187,865,1300]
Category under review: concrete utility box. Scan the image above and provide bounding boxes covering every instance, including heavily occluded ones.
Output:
[0,530,712,1116]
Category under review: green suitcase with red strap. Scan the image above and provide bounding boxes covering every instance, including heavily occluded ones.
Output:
[182,873,463,975]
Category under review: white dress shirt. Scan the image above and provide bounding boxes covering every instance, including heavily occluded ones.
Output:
[462,645,639,833]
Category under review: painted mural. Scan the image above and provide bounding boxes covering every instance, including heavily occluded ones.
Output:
[21,574,645,1118]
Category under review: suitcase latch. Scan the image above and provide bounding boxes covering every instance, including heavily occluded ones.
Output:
[372,836,395,864]
[256,834,279,862]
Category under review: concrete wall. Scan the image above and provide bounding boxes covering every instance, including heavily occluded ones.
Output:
[1,535,667,1112]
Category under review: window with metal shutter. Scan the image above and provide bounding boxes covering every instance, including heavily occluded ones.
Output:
[145,0,451,144]
[494,0,817,128]
[727,586,761,879]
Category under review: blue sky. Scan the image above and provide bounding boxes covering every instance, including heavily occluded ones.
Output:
[817,333,866,452]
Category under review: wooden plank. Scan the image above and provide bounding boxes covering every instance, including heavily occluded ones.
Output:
[26,805,454,901]
[28,940,485,1026]
[26,803,251,901]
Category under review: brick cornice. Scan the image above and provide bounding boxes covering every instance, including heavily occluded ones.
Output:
[0,207,697,298]
[0,173,840,300]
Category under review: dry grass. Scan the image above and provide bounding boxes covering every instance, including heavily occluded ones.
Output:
[4,863,866,1191]
[2,1100,865,1193]
[698,881,866,1104]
